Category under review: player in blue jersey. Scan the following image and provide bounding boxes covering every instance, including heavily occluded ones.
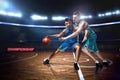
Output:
[43,18,80,70]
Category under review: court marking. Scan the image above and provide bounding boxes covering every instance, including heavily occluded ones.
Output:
[0,53,113,69]
[72,52,85,80]
[0,53,38,65]
[77,64,85,80]
[50,59,113,69]
[62,58,90,63]
[107,59,113,65]
[50,64,95,69]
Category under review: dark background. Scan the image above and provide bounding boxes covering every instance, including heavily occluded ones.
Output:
[0,0,120,25]
[0,0,120,53]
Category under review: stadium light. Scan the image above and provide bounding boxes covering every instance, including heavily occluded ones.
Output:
[0,10,7,15]
[105,12,112,16]
[115,10,120,14]
[81,15,92,19]
[98,14,101,17]
[98,13,105,17]
[0,0,9,9]
[7,12,22,18]
[98,10,120,17]
[52,16,68,21]
[0,10,22,18]
[88,15,92,18]
[31,14,48,20]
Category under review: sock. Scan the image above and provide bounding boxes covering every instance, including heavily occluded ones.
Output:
[74,62,77,63]
[95,60,99,63]
[103,60,107,62]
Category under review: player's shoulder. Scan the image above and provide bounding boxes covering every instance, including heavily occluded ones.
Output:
[79,20,88,26]
[81,20,88,24]
[63,28,67,32]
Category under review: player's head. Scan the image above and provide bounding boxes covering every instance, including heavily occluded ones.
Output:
[73,11,81,23]
[64,18,73,28]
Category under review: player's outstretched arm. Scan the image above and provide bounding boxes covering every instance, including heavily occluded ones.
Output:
[59,21,88,41]
[47,29,66,38]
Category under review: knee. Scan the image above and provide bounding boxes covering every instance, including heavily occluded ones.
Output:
[81,47,86,52]
[75,45,80,50]
[81,48,84,51]
[55,50,60,54]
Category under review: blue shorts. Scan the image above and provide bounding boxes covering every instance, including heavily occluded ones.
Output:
[58,41,79,52]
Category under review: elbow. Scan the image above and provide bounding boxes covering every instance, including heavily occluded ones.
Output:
[57,35,61,38]
[76,31,80,35]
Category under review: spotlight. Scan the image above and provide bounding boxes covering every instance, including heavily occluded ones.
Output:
[31,14,48,20]
[52,16,68,21]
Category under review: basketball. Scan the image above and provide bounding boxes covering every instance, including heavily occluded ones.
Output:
[42,37,51,45]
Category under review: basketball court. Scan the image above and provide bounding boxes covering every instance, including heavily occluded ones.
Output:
[0,50,119,80]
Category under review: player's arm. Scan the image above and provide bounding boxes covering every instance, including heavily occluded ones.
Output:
[66,21,88,39]
[59,21,88,41]
[82,29,89,43]
[47,29,66,38]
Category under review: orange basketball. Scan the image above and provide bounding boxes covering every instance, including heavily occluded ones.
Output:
[42,37,51,45]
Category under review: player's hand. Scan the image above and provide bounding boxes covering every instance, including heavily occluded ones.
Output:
[81,40,87,45]
[82,37,87,43]
[45,36,50,38]
[59,37,66,41]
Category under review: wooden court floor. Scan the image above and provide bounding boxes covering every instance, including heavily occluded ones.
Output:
[0,50,120,80]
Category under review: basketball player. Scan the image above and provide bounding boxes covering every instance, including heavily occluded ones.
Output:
[59,11,108,71]
[43,18,80,70]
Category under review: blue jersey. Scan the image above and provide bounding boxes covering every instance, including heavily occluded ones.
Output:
[58,27,79,52]
[64,27,77,43]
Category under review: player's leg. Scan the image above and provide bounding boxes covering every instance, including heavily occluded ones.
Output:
[96,52,109,67]
[73,43,80,70]
[49,49,62,60]
[93,39,109,67]
[75,44,80,63]
[43,50,61,64]
[82,47,102,71]
[82,47,96,62]
[43,42,69,64]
